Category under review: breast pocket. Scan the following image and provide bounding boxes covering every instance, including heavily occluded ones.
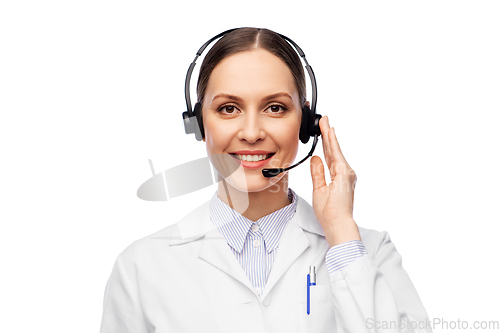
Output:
[297,284,337,333]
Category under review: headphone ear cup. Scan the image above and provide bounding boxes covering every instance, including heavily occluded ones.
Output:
[310,113,322,137]
[299,105,311,144]
[193,102,204,141]
[300,105,323,144]
[182,102,204,141]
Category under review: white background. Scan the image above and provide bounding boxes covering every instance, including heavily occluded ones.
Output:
[1,0,499,332]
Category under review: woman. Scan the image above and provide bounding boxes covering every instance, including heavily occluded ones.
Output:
[100,28,432,333]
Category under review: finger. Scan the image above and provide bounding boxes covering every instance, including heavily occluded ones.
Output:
[325,127,340,180]
[321,137,334,183]
[310,155,327,192]
[320,117,335,181]
[320,116,333,167]
[328,127,350,169]
[351,174,356,213]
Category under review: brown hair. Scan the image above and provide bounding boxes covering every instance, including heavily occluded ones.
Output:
[196,28,306,107]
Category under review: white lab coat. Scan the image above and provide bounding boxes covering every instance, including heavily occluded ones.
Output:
[100,193,432,333]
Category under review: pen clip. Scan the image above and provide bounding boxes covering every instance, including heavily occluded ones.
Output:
[309,266,316,285]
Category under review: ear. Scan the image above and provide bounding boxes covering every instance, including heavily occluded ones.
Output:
[304,100,311,108]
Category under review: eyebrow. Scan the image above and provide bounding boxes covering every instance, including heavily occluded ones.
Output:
[211,92,293,102]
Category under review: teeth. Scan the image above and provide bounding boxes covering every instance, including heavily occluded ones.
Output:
[234,154,272,161]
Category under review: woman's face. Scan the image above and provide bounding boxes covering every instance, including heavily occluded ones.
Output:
[202,48,302,192]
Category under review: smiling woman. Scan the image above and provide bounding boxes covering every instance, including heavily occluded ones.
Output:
[100,28,433,333]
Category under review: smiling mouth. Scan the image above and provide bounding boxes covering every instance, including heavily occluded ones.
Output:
[229,152,276,162]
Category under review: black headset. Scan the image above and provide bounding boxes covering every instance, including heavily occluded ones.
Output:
[182,28,322,178]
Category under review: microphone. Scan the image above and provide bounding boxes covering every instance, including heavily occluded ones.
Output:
[262,135,320,178]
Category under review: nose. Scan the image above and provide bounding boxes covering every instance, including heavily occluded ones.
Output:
[236,111,266,143]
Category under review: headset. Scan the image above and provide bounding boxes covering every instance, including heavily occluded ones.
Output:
[182,28,322,178]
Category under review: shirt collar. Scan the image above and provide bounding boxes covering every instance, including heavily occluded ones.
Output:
[210,188,298,254]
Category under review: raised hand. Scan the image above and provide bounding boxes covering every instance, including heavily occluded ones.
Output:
[310,116,361,247]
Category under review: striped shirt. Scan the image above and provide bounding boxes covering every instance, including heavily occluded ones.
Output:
[209,188,367,297]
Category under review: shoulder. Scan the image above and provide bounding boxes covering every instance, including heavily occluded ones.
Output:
[294,191,393,250]
[294,192,396,254]
[359,226,389,248]
[359,226,402,266]
[115,224,178,267]
[116,198,212,262]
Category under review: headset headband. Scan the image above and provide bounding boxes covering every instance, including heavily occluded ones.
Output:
[184,28,317,116]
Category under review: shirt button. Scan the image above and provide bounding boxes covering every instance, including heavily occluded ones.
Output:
[251,224,260,232]
[253,239,261,248]
[256,288,261,296]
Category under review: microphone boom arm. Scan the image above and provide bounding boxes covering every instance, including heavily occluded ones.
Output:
[262,134,319,178]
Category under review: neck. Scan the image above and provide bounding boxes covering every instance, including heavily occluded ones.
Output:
[216,174,291,222]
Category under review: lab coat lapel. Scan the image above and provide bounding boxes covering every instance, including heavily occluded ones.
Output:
[198,227,256,292]
[168,198,256,292]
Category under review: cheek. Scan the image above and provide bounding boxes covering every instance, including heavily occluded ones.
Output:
[204,119,230,152]
[284,118,301,139]
[273,122,301,153]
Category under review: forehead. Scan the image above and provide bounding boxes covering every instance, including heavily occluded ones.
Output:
[204,48,299,102]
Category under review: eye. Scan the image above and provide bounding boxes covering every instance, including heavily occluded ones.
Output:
[266,104,288,113]
[217,104,239,114]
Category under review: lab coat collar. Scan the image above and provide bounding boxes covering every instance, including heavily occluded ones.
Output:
[167,193,325,300]
[168,193,325,246]
[294,195,326,237]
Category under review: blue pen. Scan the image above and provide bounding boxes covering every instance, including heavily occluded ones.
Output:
[307,265,316,315]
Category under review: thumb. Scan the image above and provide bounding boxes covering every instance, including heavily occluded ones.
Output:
[310,155,326,191]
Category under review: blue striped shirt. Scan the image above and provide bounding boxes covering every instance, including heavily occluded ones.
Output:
[210,188,367,297]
